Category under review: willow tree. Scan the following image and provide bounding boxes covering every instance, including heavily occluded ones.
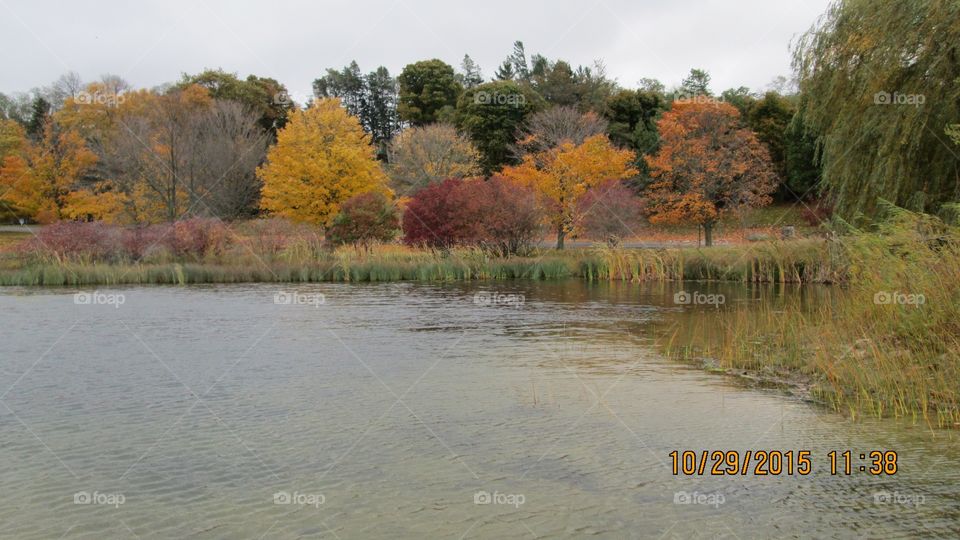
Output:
[792,0,960,220]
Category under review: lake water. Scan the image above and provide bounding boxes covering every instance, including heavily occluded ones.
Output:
[0,281,957,539]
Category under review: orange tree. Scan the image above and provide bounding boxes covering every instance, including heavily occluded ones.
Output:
[501,134,636,249]
[644,100,777,246]
[258,98,390,227]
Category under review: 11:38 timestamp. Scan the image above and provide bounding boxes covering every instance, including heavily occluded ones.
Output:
[669,450,898,476]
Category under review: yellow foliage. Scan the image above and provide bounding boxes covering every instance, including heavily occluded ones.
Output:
[501,134,637,239]
[258,98,390,227]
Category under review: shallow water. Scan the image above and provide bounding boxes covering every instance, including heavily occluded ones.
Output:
[0,281,957,539]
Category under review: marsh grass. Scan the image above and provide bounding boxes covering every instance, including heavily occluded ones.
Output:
[661,207,960,427]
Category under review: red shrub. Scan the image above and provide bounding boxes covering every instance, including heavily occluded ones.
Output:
[402,177,543,255]
[577,179,645,245]
[170,218,232,258]
[120,225,172,260]
[20,221,120,260]
[326,192,400,248]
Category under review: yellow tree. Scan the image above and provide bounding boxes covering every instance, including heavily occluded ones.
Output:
[502,134,637,249]
[258,98,390,226]
[0,123,98,223]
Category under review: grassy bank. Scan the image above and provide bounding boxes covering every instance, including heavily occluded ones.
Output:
[662,208,960,427]
[0,237,843,286]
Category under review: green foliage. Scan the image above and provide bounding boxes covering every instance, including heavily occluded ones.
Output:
[458,55,485,89]
[178,68,293,134]
[793,0,960,220]
[455,81,544,174]
[313,62,400,152]
[26,97,50,141]
[679,68,712,97]
[603,89,666,182]
[397,59,462,126]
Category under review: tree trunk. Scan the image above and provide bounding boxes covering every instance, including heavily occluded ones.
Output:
[704,221,714,247]
[556,226,566,250]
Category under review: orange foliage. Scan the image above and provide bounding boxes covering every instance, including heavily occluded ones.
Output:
[644,100,777,243]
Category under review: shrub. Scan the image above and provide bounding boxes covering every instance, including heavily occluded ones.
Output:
[170,218,232,259]
[577,179,644,246]
[402,177,543,255]
[20,221,120,261]
[325,192,400,249]
[475,177,543,256]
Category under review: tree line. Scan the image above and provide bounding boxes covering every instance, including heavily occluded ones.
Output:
[1,0,958,244]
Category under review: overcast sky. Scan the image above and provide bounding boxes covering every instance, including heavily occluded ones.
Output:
[2,0,832,101]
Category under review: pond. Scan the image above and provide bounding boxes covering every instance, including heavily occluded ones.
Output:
[0,281,957,538]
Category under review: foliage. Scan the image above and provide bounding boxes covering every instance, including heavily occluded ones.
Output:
[386,123,481,195]
[644,100,778,246]
[325,192,400,249]
[455,81,544,174]
[603,89,666,182]
[402,177,543,255]
[18,218,231,262]
[792,0,960,219]
[458,55,485,89]
[0,122,98,223]
[258,98,390,227]
[313,62,400,152]
[502,133,637,248]
[577,179,645,244]
[177,68,293,134]
[397,59,462,126]
[678,68,712,97]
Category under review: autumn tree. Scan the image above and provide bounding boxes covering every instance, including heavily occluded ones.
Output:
[258,98,390,227]
[502,133,637,249]
[0,122,98,222]
[515,106,608,156]
[386,123,481,195]
[397,60,462,126]
[644,100,777,246]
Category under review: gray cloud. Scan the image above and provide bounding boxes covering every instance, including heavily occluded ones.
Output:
[1,0,831,98]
